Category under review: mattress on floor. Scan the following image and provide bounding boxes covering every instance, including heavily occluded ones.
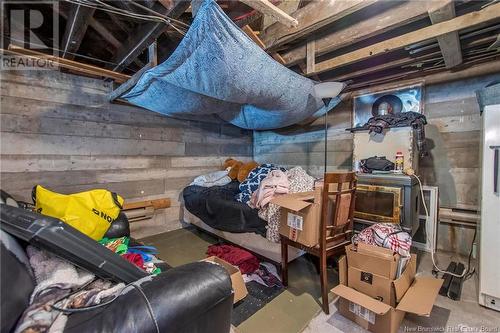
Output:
[182,182,268,236]
[183,208,303,264]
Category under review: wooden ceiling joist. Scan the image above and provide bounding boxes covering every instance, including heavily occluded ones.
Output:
[61,5,95,59]
[352,57,500,94]
[111,0,189,72]
[329,51,442,82]
[262,0,300,30]
[89,17,122,49]
[242,25,285,64]
[4,45,130,83]
[428,1,463,68]
[311,2,500,75]
[239,0,298,28]
[55,5,121,51]
[260,0,377,52]
[281,0,445,67]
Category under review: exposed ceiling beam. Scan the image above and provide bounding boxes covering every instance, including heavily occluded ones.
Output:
[428,1,463,68]
[5,45,130,83]
[312,2,500,75]
[330,35,495,84]
[158,0,175,9]
[260,0,377,52]
[305,39,315,75]
[239,0,298,28]
[241,25,285,64]
[281,0,445,67]
[351,56,500,94]
[261,0,300,30]
[329,51,442,82]
[111,0,190,72]
[1,5,9,50]
[105,12,133,34]
[55,6,121,51]
[61,4,95,59]
[89,17,121,49]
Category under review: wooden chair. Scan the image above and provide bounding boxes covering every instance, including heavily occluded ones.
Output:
[280,172,357,314]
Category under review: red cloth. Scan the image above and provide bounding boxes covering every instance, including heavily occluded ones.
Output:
[207,244,259,274]
[122,253,145,269]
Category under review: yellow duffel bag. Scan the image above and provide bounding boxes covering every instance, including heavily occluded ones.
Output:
[33,185,124,240]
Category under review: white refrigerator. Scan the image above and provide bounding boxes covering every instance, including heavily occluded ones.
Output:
[479,103,500,311]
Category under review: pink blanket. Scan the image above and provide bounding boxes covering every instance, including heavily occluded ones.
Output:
[249,170,289,209]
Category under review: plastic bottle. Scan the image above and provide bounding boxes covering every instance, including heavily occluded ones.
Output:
[395,152,404,173]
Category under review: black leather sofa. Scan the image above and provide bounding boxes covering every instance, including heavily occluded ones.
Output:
[0,197,234,333]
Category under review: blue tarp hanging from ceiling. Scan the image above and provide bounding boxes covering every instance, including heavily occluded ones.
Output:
[121,0,343,130]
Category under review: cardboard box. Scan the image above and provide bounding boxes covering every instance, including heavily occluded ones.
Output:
[346,243,400,279]
[346,244,416,307]
[270,187,322,247]
[333,251,443,333]
[203,256,248,303]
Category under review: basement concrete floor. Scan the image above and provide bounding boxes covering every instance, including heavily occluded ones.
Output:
[141,227,500,333]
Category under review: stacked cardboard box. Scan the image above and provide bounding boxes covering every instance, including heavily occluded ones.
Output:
[332,244,443,333]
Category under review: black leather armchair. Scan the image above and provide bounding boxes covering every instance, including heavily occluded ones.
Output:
[1,225,233,333]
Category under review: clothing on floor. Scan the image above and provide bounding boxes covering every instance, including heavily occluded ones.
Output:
[207,244,259,274]
[249,169,289,209]
[190,169,232,187]
[259,166,315,242]
[236,164,285,205]
[352,223,412,257]
[15,246,125,333]
[243,262,282,288]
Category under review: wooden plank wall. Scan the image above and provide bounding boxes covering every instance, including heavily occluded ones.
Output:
[420,73,500,254]
[253,99,353,177]
[421,73,500,209]
[0,70,253,239]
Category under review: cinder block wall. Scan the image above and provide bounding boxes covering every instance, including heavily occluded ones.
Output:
[0,70,253,239]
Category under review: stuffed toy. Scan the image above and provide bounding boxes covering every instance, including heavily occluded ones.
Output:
[223,158,243,180]
[223,158,236,170]
[237,161,259,182]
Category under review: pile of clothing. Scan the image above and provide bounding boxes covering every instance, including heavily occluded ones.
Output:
[207,244,282,288]
[99,237,161,275]
[15,238,163,332]
[188,159,317,242]
[15,246,126,333]
[352,223,412,257]
[258,167,315,242]
[234,164,315,242]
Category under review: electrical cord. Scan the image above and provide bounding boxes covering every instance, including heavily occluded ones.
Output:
[126,0,190,29]
[412,173,476,279]
[62,0,188,35]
